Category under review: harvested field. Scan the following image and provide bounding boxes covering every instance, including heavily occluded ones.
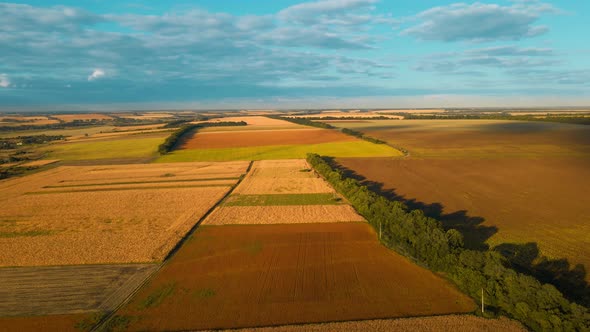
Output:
[203,205,365,225]
[178,128,354,149]
[0,116,59,126]
[0,161,249,266]
[52,114,113,122]
[337,157,590,280]
[218,315,525,332]
[113,223,475,331]
[223,193,342,206]
[0,264,157,316]
[234,159,335,195]
[0,313,93,332]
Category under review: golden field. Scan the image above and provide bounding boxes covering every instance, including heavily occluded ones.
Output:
[0,161,249,266]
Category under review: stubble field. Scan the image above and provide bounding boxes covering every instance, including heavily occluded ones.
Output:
[204,160,364,225]
[0,161,249,266]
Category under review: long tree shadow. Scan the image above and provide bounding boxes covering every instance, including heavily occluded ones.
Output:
[326,157,590,307]
[494,242,590,307]
[326,157,497,250]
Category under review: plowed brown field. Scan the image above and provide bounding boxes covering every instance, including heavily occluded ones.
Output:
[113,223,475,331]
[331,119,590,282]
[0,313,91,332]
[179,128,353,149]
[337,157,590,278]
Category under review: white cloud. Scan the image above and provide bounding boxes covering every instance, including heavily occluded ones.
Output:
[0,74,10,88]
[402,2,556,42]
[88,69,105,81]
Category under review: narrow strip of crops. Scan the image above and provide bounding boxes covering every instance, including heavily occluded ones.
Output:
[43,177,240,188]
[306,153,588,332]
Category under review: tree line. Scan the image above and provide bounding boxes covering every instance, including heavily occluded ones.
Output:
[306,153,589,331]
[158,121,247,154]
[0,135,65,150]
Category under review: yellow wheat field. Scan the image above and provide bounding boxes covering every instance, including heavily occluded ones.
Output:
[234,159,335,195]
[0,161,249,266]
[203,205,365,225]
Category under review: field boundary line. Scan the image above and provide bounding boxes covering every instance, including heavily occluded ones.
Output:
[91,160,254,332]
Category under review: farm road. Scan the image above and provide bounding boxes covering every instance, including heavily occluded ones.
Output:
[0,263,157,316]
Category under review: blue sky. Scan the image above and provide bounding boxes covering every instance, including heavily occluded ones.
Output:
[1,0,589,110]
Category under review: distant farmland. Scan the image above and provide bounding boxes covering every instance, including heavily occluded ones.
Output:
[157,116,402,162]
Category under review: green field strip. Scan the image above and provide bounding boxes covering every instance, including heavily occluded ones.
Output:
[43,136,166,161]
[25,184,232,195]
[223,193,344,206]
[156,141,403,162]
[43,177,241,188]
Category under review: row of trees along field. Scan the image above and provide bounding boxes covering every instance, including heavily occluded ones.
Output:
[306,153,589,332]
[158,121,247,154]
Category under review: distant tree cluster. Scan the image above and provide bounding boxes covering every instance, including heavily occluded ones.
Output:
[269,116,335,129]
[158,121,247,154]
[307,153,589,332]
[0,135,65,150]
[340,128,387,144]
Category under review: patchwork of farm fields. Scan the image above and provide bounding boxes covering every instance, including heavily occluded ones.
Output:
[204,160,364,225]
[157,116,402,162]
[111,223,475,331]
[330,119,590,282]
[7,114,565,331]
[0,161,249,266]
[102,158,475,330]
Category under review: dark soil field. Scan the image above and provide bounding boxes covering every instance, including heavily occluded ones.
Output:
[331,119,590,303]
[113,223,474,331]
[178,128,354,149]
[328,119,590,158]
[0,313,93,332]
[337,158,590,271]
